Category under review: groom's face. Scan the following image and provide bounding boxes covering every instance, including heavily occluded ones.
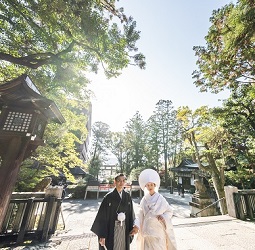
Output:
[115,176,126,190]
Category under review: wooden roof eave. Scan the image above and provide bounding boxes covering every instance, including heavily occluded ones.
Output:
[0,75,65,124]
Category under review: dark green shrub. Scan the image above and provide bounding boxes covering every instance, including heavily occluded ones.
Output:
[67,185,86,199]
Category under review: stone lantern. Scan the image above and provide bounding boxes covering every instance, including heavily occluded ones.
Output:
[0,74,65,230]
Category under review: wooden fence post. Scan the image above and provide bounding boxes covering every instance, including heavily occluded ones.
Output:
[17,197,34,243]
[41,196,55,242]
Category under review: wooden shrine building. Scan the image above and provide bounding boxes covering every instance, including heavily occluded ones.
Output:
[0,74,65,232]
[171,159,200,190]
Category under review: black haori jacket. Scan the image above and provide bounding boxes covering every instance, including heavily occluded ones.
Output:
[91,188,135,250]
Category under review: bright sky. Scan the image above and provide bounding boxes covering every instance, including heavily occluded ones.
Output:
[89,0,233,132]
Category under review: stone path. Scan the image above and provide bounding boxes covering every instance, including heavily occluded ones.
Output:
[2,191,255,249]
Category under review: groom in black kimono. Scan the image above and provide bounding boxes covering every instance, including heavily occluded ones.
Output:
[91,173,138,250]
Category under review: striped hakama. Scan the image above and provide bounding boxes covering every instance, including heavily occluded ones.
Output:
[113,220,126,250]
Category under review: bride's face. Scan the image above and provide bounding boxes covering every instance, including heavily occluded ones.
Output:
[145,182,156,194]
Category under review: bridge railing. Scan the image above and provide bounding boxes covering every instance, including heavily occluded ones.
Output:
[0,187,63,245]
[233,190,255,221]
[225,186,255,221]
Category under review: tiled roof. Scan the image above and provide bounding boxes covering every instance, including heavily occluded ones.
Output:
[170,159,199,172]
[70,166,86,175]
[176,159,198,168]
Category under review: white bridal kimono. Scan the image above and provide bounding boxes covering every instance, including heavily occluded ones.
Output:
[135,192,177,250]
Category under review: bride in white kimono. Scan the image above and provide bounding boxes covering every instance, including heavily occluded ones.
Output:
[134,169,177,250]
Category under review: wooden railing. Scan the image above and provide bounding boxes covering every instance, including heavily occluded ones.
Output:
[0,188,63,245]
[233,189,255,221]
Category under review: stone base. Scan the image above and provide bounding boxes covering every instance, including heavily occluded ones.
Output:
[192,192,210,200]
[190,197,217,217]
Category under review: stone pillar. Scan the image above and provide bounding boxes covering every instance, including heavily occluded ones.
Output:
[224,186,238,218]
[189,193,217,217]
[45,186,63,198]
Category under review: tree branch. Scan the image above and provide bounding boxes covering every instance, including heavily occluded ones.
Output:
[0,41,77,69]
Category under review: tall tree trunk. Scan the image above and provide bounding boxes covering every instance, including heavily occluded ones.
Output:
[206,150,228,214]
[119,148,123,173]
[191,132,227,214]
[164,145,168,188]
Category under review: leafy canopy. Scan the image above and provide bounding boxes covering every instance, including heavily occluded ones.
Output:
[0,0,145,187]
[193,0,255,93]
[0,0,145,87]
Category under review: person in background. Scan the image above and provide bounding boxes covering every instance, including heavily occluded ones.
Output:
[181,185,185,198]
[177,183,181,196]
[135,169,177,250]
[91,173,138,250]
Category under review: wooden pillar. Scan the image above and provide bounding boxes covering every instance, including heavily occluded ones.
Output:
[0,136,30,231]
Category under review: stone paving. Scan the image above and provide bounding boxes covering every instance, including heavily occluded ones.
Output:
[51,191,255,250]
[2,191,255,249]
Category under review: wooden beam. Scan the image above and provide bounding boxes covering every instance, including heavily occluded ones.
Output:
[0,137,30,231]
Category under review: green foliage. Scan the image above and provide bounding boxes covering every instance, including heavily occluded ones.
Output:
[124,112,148,175]
[193,1,255,93]
[88,154,102,179]
[146,115,162,171]
[108,176,114,184]
[67,185,86,199]
[91,121,111,157]
[210,85,255,189]
[190,0,255,202]
[154,100,177,186]
[225,166,255,189]
[0,0,145,84]
[1,1,145,190]
[15,160,40,191]
[176,106,229,214]
[109,132,125,172]
[213,85,255,137]
[160,170,171,187]
[87,121,111,179]
[129,166,147,181]
[15,96,88,190]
